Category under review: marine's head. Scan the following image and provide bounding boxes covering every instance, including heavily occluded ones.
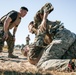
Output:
[19,6,28,17]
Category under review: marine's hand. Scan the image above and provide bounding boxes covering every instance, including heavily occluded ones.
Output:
[39,24,46,32]
[3,32,8,40]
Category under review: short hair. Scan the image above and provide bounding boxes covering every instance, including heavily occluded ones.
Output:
[28,21,34,28]
[21,6,28,11]
[29,21,34,25]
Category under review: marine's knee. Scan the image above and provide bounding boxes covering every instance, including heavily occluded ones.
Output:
[7,37,15,44]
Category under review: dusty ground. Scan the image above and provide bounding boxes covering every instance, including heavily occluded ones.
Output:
[0,49,76,75]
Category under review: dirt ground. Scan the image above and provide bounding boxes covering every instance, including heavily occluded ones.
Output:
[0,49,76,75]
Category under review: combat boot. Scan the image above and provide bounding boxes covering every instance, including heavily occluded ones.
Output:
[8,53,18,58]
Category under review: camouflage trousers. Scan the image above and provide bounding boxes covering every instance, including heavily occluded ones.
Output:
[0,23,14,53]
[37,28,76,67]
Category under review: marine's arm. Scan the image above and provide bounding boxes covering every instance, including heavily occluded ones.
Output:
[3,11,17,40]
[4,17,12,40]
[38,11,49,32]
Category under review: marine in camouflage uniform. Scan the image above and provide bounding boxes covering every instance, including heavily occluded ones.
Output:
[26,3,54,65]
[0,7,28,58]
[26,34,30,45]
[27,2,76,66]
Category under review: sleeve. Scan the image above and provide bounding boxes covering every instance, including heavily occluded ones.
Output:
[7,11,18,23]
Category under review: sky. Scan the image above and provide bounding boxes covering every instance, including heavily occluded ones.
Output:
[0,0,76,45]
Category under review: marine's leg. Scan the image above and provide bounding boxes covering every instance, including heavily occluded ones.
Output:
[0,34,4,52]
[0,23,4,52]
[6,32,18,58]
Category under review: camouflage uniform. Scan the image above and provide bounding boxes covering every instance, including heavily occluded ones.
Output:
[0,23,4,52]
[27,3,54,62]
[0,10,21,55]
[29,3,76,67]
[0,22,15,53]
[27,3,76,65]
